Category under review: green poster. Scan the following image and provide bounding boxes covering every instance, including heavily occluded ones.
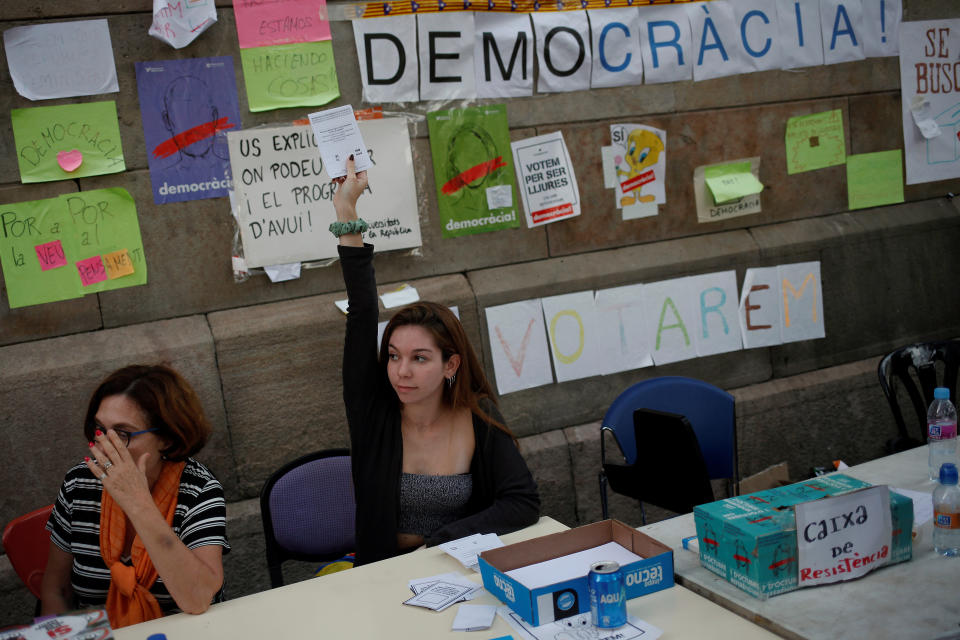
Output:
[427,104,520,238]
[11,101,126,183]
[240,41,340,113]
[704,161,764,204]
[847,150,905,211]
[0,188,147,309]
[785,109,846,175]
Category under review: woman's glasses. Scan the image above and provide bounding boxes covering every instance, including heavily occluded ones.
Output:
[111,427,158,447]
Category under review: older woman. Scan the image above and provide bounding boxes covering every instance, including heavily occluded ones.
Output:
[41,364,229,628]
[333,157,540,565]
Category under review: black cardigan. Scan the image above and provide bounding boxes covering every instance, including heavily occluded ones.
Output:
[339,244,540,565]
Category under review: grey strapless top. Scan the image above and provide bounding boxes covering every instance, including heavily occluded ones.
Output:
[397,472,473,536]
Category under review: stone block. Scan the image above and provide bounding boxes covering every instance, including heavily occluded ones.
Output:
[732,356,898,481]
[0,316,235,528]
[545,99,850,256]
[519,429,576,528]
[208,272,480,499]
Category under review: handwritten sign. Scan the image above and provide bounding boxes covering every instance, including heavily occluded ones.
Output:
[0,188,147,309]
[694,157,763,223]
[149,0,217,49]
[704,161,764,204]
[76,255,108,286]
[233,0,331,49]
[227,118,421,268]
[511,131,580,228]
[34,240,67,271]
[898,19,960,185]
[3,19,119,100]
[795,485,892,587]
[103,249,135,279]
[240,41,339,112]
[11,102,125,183]
[785,109,846,175]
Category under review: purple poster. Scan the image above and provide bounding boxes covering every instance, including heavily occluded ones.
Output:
[135,56,242,205]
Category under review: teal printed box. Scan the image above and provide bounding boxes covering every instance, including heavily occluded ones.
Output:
[694,475,913,599]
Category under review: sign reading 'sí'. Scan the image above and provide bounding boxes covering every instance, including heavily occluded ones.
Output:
[351,1,901,102]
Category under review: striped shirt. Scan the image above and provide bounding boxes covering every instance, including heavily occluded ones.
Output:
[46,458,230,614]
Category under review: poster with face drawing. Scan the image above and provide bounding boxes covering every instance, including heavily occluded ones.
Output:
[135,56,242,204]
[609,123,667,218]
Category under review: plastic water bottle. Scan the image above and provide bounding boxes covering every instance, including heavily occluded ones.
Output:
[927,388,957,481]
[933,462,960,556]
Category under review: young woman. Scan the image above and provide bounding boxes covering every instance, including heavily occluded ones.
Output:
[333,157,540,565]
[41,365,229,628]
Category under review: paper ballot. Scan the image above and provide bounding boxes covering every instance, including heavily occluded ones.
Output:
[307,105,372,178]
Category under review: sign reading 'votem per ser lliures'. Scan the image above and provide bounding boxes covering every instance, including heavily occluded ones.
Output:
[510,131,580,228]
[227,118,421,268]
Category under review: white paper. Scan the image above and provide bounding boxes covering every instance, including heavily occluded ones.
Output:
[643,276,699,365]
[600,145,616,189]
[229,118,421,268]
[899,19,960,185]
[686,1,748,81]
[796,485,891,587]
[531,11,592,94]
[4,19,119,100]
[779,261,825,343]
[452,604,497,631]
[610,124,667,207]
[730,0,783,72]
[638,5,693,84]
[308,105,373,179]
[891,487,933,525]
[861,0,901,57]
[149,0,217,49]
[778,0,824,69]
[410,572,476,594]
[595,284,654,375]
[380,284,419,308]
[820,0,865,65]
[486,185,514,210]
[335,298,349,314]
[499,609,663,640]
[739,266,782,349]
[353,15,419,103]
[589,8,644,89]
[910,95,942,140]
[511,131,580,228]
[440,533,505,570]
[474,13,534,99]
[505,541,643,590]
[418,13,476,101]
[540,291,605,383]
[264,261,302,282]
[485,300,554,396]
[404,581,477,612]
[622,201,658,220]
[692,270,744,357]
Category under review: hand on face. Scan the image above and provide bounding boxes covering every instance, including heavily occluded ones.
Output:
[85,429,153,513]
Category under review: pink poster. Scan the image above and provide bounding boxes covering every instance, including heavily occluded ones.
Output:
[233,0,330,49]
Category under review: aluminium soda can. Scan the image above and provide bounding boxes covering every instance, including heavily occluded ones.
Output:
[588,560,626,628]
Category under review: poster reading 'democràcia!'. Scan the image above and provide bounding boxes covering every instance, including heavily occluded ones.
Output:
[427,104,520,238]
[135,57,241,204]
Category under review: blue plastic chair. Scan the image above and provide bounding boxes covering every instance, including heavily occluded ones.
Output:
[599,377,738,521]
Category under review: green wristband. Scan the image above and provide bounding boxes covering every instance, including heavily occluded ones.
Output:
[329,218,369,238]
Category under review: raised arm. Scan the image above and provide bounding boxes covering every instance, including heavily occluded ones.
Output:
[333,158,381,441]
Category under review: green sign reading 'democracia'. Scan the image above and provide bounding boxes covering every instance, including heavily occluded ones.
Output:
[427,104,520,238]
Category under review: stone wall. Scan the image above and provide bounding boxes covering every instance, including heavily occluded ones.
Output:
[1,0,959,628]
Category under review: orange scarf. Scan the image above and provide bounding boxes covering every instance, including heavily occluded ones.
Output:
[99,461,186,629]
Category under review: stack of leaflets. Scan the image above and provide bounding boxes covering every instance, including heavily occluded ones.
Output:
[0,609,113,640]
[404,572,483,612]
[438,532,504,571]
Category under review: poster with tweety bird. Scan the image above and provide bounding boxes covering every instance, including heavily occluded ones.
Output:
[609,124,666,219]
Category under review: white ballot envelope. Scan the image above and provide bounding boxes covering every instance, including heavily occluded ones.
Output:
[308,105,373,178]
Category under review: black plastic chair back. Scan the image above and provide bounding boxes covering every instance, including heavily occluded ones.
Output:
[878,340,960,453]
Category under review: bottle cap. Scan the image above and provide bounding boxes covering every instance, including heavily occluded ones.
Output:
[939,462,958,485]
[934,387,949,400]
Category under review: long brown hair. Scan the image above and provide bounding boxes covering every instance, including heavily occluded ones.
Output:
[83,364,212,461]
[380,302,515,441]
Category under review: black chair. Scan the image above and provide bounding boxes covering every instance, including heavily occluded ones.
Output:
[878,340,960,453]
[260,449,355,587]
[599,376,737,524]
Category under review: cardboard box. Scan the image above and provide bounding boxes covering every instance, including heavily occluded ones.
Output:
[694,474,913,599]
[479,519,674,626]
